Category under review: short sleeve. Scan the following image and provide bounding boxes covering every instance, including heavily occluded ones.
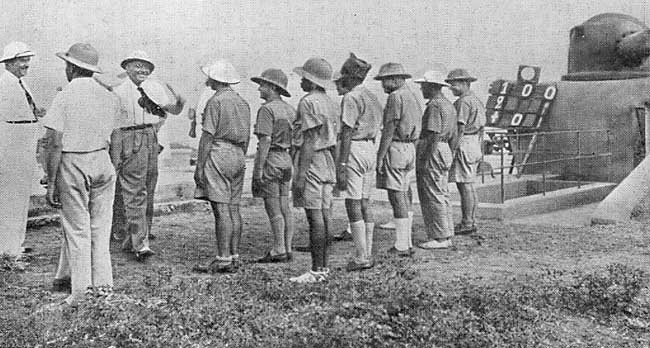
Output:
[340,93,361,129]
[41,92,66,131]
[298,98,323,131]
[201,98,220,136]
[383,92,401,126]
[254,105,274,137]
[424,103,442,133]
[455,98,471,125]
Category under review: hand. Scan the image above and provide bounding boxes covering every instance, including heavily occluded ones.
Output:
[252,177,262,196]
[34,107,46,118]
[376,156,386,175]
[46,183,62,209]
[336,164,347,192]
[194,167,206,188]
[188,108,197,121]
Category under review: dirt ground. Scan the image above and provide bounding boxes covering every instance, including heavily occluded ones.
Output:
[3,198,650,346]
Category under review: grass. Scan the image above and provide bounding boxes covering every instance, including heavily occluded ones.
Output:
[2,200,650,347]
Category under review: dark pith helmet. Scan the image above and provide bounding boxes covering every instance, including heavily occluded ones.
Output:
[336,52,372,81]
[445,68,477,83]
[373,62,411,80]
[251,68,291,97]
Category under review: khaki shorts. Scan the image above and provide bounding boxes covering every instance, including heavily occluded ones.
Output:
[293,149,335,209]
[449,134,482,183]
[376,141,415,192]
[194,142,245,204]
[336,139,376,200]
[253,149,292,198]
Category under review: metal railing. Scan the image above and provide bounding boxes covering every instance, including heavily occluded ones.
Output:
[484,129,613,203]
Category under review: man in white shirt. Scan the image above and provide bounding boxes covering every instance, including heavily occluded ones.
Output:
[0,41,45,258]
[42,43,119,306]
[110,51,184,261]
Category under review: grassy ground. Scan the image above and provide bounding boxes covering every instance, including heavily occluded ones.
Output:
[2,199,650,347]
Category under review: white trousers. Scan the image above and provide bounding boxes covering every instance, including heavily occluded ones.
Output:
[0,122,38,256]
[56,150,115,303]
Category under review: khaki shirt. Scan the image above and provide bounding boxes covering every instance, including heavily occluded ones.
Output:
[296,90,339,151]
[422,95,457,143]
[254,99,296,150]
[203,87,251,150]
[384,85,421,141]
[41,78,119,152]
[340,85,382,140]
[454,90,485,135]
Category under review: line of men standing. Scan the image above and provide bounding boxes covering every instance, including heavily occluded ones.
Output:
[189,53,486,283]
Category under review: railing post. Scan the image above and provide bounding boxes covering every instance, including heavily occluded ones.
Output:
[577,131,581,189]
[542,132,546,196]
[607,129,612,182]
[500,135,505,204]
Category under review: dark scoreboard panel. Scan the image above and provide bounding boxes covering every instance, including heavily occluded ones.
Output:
[485,65,557,129]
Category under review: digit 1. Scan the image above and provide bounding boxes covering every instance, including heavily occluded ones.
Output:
[500,81,509,95]
[535,116,544,128]
[540,102,551,116]
[495,96,505,110]
[543,85,557,100]
[511,113,523,126]
[521,84,533,98]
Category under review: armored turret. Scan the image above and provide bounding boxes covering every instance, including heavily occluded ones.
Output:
[564,13,650,81]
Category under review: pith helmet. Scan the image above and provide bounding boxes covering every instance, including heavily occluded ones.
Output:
[374,62,411,80]
[251,68,291,97]
[445,68,477,82]
[414,70,449,86]
[0,41,35,63]
[338,52,371,80]
[121,50,155,71]
[56,43,102,73]
[293,57,335,89]
[201,59,240,84]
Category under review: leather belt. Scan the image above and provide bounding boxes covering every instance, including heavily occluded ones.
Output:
[269,147,290,152]
[121,124,153,131]
[6,120,37,124]
[393,139,417,143]
[352,138,375,143]
[464,131,480,135]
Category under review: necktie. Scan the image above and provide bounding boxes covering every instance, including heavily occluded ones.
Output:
[137,87,166,118]
[18,79,38,118]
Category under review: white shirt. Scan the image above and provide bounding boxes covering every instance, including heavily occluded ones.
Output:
[196,86,215,118]
[41,77,119,152]
[113,78,170,128]
[0,70,35,122]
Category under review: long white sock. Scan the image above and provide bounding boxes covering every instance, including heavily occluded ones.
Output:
[270,215,286,254]
[394,218,410,251]
[407,212,414,248]
[350,220,367,262]
[365,222,375,257]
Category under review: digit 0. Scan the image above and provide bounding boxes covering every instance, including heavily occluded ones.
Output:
[499,82,509,95]
[511,113,523,126]
[543,85,557,100]
[495,96,505,109]
[521,84,533,97]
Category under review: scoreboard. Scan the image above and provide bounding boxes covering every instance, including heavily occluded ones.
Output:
[485,65,557,129]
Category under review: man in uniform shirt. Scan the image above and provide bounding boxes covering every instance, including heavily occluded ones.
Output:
[250,68,295,263]
[111,50,184,261]
[414,71,457,249]
[333,53,382,271]
[192,60,250,274]
[42,43,119,306]
[374,63,421,257]
[0,41,45,258]
[289,57,339,283]
[446,69,485,234]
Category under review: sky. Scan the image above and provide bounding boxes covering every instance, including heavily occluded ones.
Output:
[2,0,649,151]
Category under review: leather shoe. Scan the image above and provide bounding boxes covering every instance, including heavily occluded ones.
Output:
[346,259,374,272]
[454,224,477,235]
[257,252,288,263]
[52,277,71,293]
[193,260,237,274]
[135,247,155,262]
[332,231,353,242]
[387,246,411,257]
[294,245,311,252]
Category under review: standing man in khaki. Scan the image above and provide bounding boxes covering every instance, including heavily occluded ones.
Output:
[374,63,421,257]
[333,53,382,271]
[111,51,185,261]
[414,71,457,249]
[290,57,339,283]
[446,69,485,234]
[250,68,295,263]
[193,60,250,274]
[43,43,119,306]
[0,41,45,258]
